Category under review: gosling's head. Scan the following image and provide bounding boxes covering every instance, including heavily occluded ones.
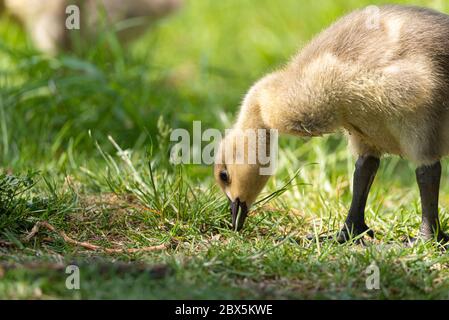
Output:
[214,129,273,231]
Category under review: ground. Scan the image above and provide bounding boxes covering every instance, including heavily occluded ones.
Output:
[1,0,449,299]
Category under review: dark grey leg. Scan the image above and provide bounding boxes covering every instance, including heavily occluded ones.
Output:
[415,161,449,243]
[307,155,379,243]
[336,155,379,242]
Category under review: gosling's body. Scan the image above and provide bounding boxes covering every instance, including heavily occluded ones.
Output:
[216,5,449,242]
[3,0,182,53]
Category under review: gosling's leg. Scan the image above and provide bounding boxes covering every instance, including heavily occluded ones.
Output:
[414,162,449,244]
[336,155,380,243]
[307,155,379,243]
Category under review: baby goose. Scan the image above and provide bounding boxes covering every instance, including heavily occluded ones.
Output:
[3,0,182,53]
[215,5,449,244]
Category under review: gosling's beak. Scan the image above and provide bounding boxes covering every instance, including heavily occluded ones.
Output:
[230,198,248,231]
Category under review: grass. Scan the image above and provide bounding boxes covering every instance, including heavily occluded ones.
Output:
[2,0,449,299]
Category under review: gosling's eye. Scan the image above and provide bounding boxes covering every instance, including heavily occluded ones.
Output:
[219,170,230,184]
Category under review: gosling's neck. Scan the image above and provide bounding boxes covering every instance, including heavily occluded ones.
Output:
[235,59,351,137]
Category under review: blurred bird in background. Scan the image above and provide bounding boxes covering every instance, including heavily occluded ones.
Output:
[0,0,183,54]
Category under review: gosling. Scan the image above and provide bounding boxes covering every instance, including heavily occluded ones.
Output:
[2,0,182,54]
[215,5,449,244]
